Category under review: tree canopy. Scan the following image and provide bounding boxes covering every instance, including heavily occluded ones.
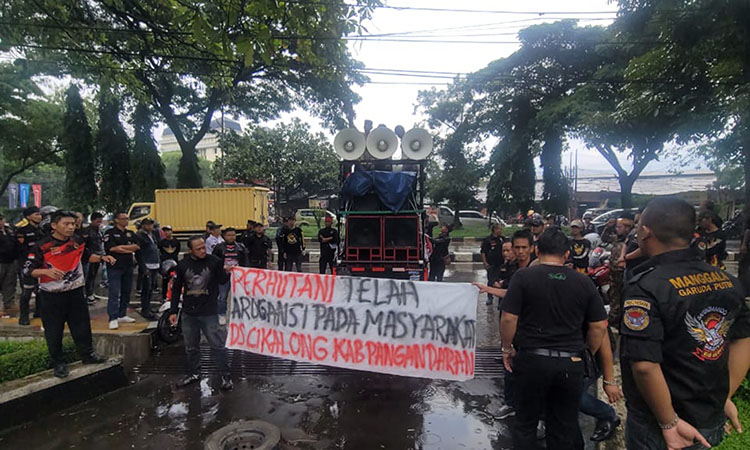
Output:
[62,85,97,213]
[213,118,339,212]
[0,0,378,187]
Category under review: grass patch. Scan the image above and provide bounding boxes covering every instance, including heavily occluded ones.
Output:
[0,338,78,383]
[717,377,750,449]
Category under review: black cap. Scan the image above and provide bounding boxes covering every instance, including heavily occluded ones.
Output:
[619,211,635,221]
[23,206,40,217]
[206,220,216,227]
[531,218,544,227]
[162,225,172,231]
[141,218,154,225]
[209,223,222,230]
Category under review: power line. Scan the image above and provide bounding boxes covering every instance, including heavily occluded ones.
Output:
[285,1,619,15]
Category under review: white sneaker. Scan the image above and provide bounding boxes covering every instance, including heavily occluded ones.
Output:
[109,320,119,330]
[219,315,227,326]
[117,316,136,323]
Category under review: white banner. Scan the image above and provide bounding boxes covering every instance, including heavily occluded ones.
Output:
[227,268,478,381]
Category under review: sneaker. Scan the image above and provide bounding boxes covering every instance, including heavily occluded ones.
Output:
[99,282,108,289]
[496,404,516,420]
[140,311,158,321]
[536,420,546,440]
[18,316,30,326]
[177,373,201,388]
[218,315,227,326]
[590,416,621,442]
[53,364,69,378]
[485,297,493,306]
[82,353,108,364]
[87,295,96,305]
[109,320,119,330]
[118,316,136,323]
[220,376,233,391]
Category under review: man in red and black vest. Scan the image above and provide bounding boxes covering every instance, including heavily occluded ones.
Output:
[24,210,115,378]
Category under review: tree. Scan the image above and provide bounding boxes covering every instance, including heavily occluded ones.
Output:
[162,152,217,189]
[61,85,97,213]
[1,0,378,187]
[97,87,131,212]
[130,103,167,201]
[213,119,339,213]
[0,62,63,199]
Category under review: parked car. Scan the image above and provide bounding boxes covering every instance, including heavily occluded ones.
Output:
[436,206,455,227]
[295,209,338,227]
[457,210,502,227]
[583,207,612,219]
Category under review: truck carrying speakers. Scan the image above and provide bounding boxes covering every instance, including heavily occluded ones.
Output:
[332,123,434,280]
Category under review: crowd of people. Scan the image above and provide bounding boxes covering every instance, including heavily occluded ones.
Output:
[474,198,750,450]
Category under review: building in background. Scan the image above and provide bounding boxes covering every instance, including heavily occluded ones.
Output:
[158,118,242,161]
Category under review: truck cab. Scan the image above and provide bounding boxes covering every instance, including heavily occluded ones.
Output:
[127,203,155,231]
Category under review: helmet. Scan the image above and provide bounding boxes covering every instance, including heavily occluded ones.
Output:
[161,259,178,276]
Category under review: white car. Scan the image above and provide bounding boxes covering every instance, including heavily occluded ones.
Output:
[457,210,501,227]
[295,209,339,226]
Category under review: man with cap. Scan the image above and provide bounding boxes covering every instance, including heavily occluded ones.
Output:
[16,206,44,325]
[135,218,159,320]
[317,216,339,274]
[620,197,750,449]
[568,219,591,274]
[0,213,18,316]
[246,221,273,269]
[205,222,223,255]
[158,225,181,300]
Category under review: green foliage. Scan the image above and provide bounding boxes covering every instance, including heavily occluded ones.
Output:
[213,119,339,214]
[0,338,78,383]
[96,88,131,212]
[62,85,97,213]
[0,0,379,188]
[716,395,750,449]
[161,153,217,190]
[0,62,63,199]
[130,104,167,201]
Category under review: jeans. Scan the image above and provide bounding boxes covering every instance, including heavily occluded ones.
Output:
[580,376,616,422]
[0,261,16,309]
[217,282,230,316]
[319,255,335,274]
[512,351,585,450]
[40,287,94,366]
[181,313,230,377]
[625,409,726,450]
[139,267,157,314]
[107,267,133,321]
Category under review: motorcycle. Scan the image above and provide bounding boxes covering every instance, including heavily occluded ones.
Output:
[156,260,182,344]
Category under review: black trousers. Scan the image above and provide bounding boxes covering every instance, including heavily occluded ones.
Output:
[18,269,40,318]
[249,258,268,269]
[284,254,303,272]
[512,351,585,450]
[40,287,95,366]
[319,254,335,274]
[428,259,446,281]
[85,262,100,298]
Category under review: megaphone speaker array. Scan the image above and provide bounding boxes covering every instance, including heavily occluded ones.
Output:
[401,128,433,160]
[333,128,366,160]
[366,127,399,160]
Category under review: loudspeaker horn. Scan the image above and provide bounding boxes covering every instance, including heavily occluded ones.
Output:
[401,128,433,160]
[334,128,366,160]
[366,126,399,159]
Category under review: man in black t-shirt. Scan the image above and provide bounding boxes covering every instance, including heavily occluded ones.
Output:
[16,206,43,325]
[282,217,305,272]
[480,223,505,305]
[170,236,232,390]
[211,227,248,324]
[246,222,273,269]
[104,211,140,329]
[620,198,750,450]
[568,219,591,274]
[497,227,608,449]
[158,226,181,299]
[317,216,339,274]
[696,210,727,270]
[275,218,291,271]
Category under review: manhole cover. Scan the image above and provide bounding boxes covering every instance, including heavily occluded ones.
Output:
[205,420,281,450]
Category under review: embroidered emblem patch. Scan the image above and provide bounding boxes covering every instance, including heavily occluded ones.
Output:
[685,306,733,361]
[624,307,650,331]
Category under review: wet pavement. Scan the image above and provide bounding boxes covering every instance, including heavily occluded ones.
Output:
[0,264,597,450]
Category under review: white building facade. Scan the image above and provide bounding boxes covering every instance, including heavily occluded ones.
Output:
[158,118,242,161]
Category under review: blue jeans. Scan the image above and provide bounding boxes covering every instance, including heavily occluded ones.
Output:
[107,267,133,321]
[580,377,616,422]
[181,314,230,377]
[217,282,230,316]
[625,409,725,450]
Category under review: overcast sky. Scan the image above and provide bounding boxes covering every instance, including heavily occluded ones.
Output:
[173,0,706,176]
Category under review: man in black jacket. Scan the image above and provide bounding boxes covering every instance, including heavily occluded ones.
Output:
[282,217,305,272]
[211,227,248,324]
[16,206,44,325]
[317,216,339,274]
[0,213,18,316]
[170,236,232,390]
[158,225,181,299]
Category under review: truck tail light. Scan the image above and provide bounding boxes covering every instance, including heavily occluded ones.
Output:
[351,267,365,272]
[372,267,385,272]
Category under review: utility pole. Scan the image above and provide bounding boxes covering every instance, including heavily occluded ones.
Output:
[220,106,225,187]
